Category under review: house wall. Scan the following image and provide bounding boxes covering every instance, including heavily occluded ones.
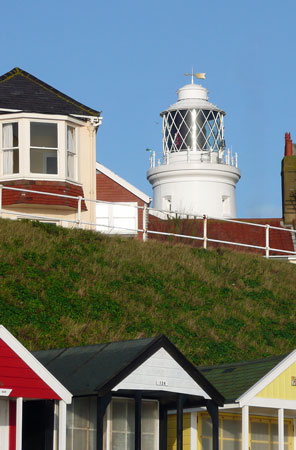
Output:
[1,119,97,229]
[256,361,296,400]
[96,172,146,237]
[168,413,191,450]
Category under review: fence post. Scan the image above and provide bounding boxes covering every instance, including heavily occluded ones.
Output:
[77,196,82,228]
[203,214,208,249]
[143,204,148,242]
[0,184,2,218]
[265,224,270,258]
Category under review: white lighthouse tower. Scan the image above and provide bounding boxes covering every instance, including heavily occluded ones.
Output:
[147,71,241,218]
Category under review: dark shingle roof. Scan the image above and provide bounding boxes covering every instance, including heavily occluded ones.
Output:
[33,335,224,405]
[0,67,100,117]
[198,354,287,402]
[33,337,156,396]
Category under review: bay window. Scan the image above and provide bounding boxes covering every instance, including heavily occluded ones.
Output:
[30,122,58,174]
[2,123,19,174]
[1,117,79,181]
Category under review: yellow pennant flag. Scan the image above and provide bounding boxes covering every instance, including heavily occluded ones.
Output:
[195,73,206,79]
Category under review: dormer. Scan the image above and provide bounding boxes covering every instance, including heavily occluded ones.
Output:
[0,68,101,220]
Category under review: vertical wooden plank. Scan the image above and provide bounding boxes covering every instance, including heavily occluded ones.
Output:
[177,395,184,450]
[58,400,67,450]
[206,400,219,450]
[135,393,142,450]
[242,405,249,450]
[15,398,23,450]
[159,404,167,450]
[278,409,284,450]
[190,412,197,450]
[9,400,16,450]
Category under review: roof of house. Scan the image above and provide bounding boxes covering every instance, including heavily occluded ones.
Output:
[0,67,100,118]
[96,162,151,204]
[199,354,287,403]
[33,335,224,404]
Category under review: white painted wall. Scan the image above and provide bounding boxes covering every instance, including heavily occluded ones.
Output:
[147,162,240,218]
[112,348,210,398]
[96,202,138,234]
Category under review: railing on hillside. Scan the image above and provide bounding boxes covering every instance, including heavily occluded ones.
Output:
[0,184,296,260]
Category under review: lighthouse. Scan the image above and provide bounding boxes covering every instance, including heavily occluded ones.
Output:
[147,71,241,218]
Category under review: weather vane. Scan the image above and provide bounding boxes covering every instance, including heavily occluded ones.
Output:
[184,67,206,84]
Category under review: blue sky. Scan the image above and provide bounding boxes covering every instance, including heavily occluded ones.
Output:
[2,0,296,218]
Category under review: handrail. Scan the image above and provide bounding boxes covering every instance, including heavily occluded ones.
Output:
[1,184,296,259]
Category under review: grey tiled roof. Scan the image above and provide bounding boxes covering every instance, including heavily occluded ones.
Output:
[198,354,287,403]
[0,67,100,117]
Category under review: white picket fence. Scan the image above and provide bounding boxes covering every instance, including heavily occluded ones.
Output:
[1,184,296,260]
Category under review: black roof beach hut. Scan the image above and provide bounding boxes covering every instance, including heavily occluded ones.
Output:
[34,335,224,450]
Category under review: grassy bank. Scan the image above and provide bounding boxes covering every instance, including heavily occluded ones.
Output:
[0,218,296,365]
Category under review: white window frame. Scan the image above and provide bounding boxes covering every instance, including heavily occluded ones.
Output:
[2,122,19,175]
[0,113,82,183]
[66,125,77,181]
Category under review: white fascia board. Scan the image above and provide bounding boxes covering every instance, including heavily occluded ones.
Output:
[0,112,85,126]
[0,326,72,404]
[96,162,151,204]
[238,350,296,407]
[246,398,296,409]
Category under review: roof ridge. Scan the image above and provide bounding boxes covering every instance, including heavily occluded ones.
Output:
[0,67,100,117]
[35,335,159,353]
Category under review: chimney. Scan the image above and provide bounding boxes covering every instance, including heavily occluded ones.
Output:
[282,132,296,225]
[285,132,293,156]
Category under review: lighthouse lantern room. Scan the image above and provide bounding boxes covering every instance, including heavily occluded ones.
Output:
[147,71,241,218]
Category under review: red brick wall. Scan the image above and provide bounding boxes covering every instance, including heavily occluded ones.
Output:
[148,216,294,256]
[2,179,87,211]
[96,173,147,238]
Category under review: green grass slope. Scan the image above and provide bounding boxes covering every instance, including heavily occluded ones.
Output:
[0,218,296,365]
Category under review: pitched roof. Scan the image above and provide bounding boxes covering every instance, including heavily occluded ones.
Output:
[33,335,224,404]
[199,354,287,403]
[0,67,100,118]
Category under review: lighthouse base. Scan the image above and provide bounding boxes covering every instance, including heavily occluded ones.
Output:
[147,162,241,219]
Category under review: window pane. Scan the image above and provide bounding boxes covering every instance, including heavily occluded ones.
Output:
[112,432,126,450]
[67,126,76,152]
[251,422,269,441]
[89,430,97,450]
[73,398,88,428]
[252,443,269,450]
[3,149,19,174]
[127,432,135,450]
[3,123,18,148]
[30,122,57,147]
[142,402,157,433]
[127,402,135,433]
[142,434,155,450]
[89,397,97,430]
[223,419,242,439]
[202,437,212,450]
[67,153,74,178]
[73,429,87,450]
[202,417,213,436]
[112,401,126,432]
[223,440,241,450]
[30,149,57,174]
